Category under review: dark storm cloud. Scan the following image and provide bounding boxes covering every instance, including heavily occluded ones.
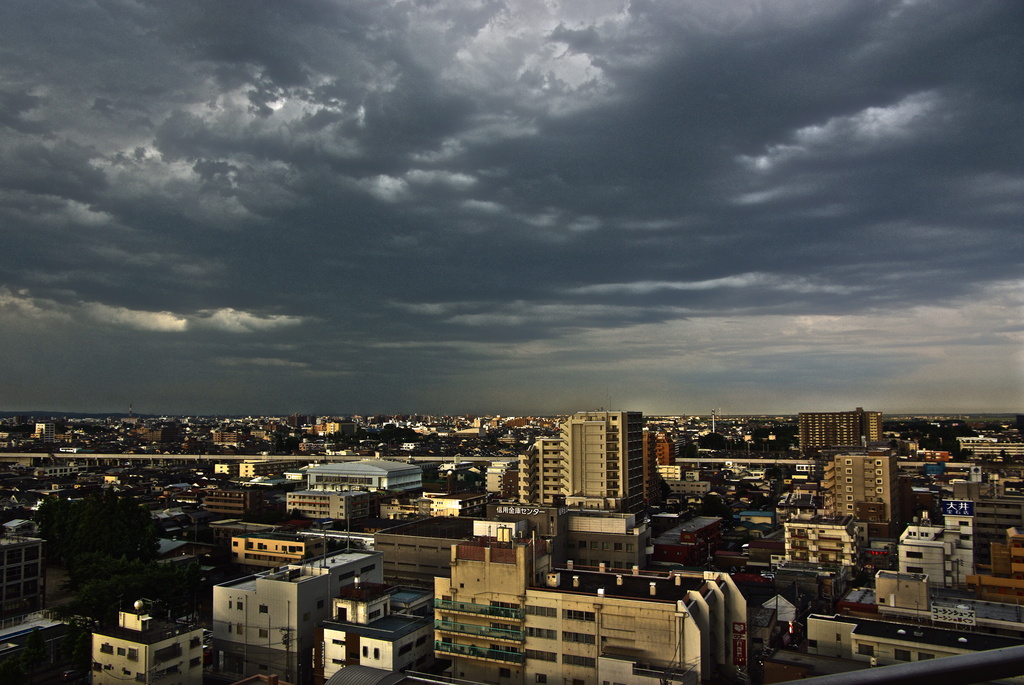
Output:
[0,0,1021,415]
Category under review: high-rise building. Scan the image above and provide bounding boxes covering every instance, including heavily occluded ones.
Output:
[518,411,645,512]
[798,407,882,451]
[823,452,901,539]
[561,410,645,512]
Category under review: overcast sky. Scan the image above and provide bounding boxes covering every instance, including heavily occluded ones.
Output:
[1,0,1021,417]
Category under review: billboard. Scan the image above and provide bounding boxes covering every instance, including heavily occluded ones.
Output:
[931,602,976,626]
[942,500,975,517]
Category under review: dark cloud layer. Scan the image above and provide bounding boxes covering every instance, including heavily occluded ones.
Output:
[1,0,1021,415]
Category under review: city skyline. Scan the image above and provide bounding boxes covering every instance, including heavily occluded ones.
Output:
[1,2,1022,416]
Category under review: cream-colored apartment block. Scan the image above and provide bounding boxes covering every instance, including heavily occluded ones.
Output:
[92,608,203,685]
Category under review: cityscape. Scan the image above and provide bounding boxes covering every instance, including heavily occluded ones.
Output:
[1,409,1024,684]
[2,1,1023,685]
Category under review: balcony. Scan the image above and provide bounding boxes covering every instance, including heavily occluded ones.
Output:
[434,599,524,620]
[435,640,525,664]
[435,619,524,643]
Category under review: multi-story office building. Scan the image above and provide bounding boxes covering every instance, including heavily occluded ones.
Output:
[433,535,746,685]
[212,550,384,684]
[239,460,310,479]
[784,516,860,569]
[823,452,901,539]
[33,422,55,443]
[92,607,203,685]
[0,535,44,618]
[799,408,882,451]
[566,510,650,570]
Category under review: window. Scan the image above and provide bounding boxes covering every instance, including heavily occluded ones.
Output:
[808,639,818,648]
[317,599,325,609]
[527,627,557,639]
[303,612,311,622]
[127,648,138,661]
[499,668,512,678]
[907,566,924,574]
[100,643,114,654]
[259,604,268,614]
[919,652,934,660]
[906,551,923,559]
[536,675,548,683]
[363,646,368,657]
[236,602,243,611]
[895,649,911,661]
[361,564,376,574]
[117,647,126,656]
[563,609,595,622]
[373,648,380,660]
[259,629,269,638]
[527,605,557,617]
[562,631,596,644]
[399,643,413,655]
[857,644,874,656]
[526,649,557,662]
[563,654,596,667]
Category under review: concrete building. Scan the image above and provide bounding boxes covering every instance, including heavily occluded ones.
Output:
[231,533,326,571]
[0,534,44,618]
[92,606,203,685]
[239,460,311,479]
[652,517,723,568]
[485,461,518,500]
[518,412,645,512]
[306,460,422,493]
[374,518,476,585]
[34,422,55,443]
[898,511,974,588]
[823,452,901,539]
[517,437,562,507]
[957,437,1024,459]
[561,410,645,512]
[212,550,384,684]
[566,510,651,571]
[784,516,860,569]
[806,612,1024,677]
[434,535,747,685]
[314,583,433,683]
[799,408,882,451]
[286,490,378,521]
[204,489,267,518]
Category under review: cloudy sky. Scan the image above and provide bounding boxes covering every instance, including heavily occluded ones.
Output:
[1,0,1021,417]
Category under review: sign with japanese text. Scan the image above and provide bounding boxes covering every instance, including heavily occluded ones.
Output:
[931,602,976,626]
[941,500,974,517]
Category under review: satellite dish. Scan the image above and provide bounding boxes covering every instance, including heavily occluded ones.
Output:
[134,599,145,612]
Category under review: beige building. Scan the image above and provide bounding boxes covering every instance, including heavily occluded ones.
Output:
[899,512,974,587]
[434,535,746,685]
[92,607,203,685]
[286,490,378,521]
[239,459,310,479]
[518,437,563,506]
[784,515,860,568]
[798,408,882,451]
[519,411,645,512]
[230,533,326,570]
[823,452,901,539]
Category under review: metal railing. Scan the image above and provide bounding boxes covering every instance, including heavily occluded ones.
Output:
[434,619,524,642]
[434,599,524,620]
[434,641,525,664]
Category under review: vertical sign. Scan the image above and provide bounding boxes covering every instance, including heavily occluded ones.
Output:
[732,621,747,666]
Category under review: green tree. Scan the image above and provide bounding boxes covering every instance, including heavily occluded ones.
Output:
[0,656,26,683]
[699,493,734,520]
[22,627,46,682]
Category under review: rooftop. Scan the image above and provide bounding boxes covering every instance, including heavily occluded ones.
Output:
[322,613,430,641]
[533,568,709,603]
[375,516,475,540]
[823,614,1023,652]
